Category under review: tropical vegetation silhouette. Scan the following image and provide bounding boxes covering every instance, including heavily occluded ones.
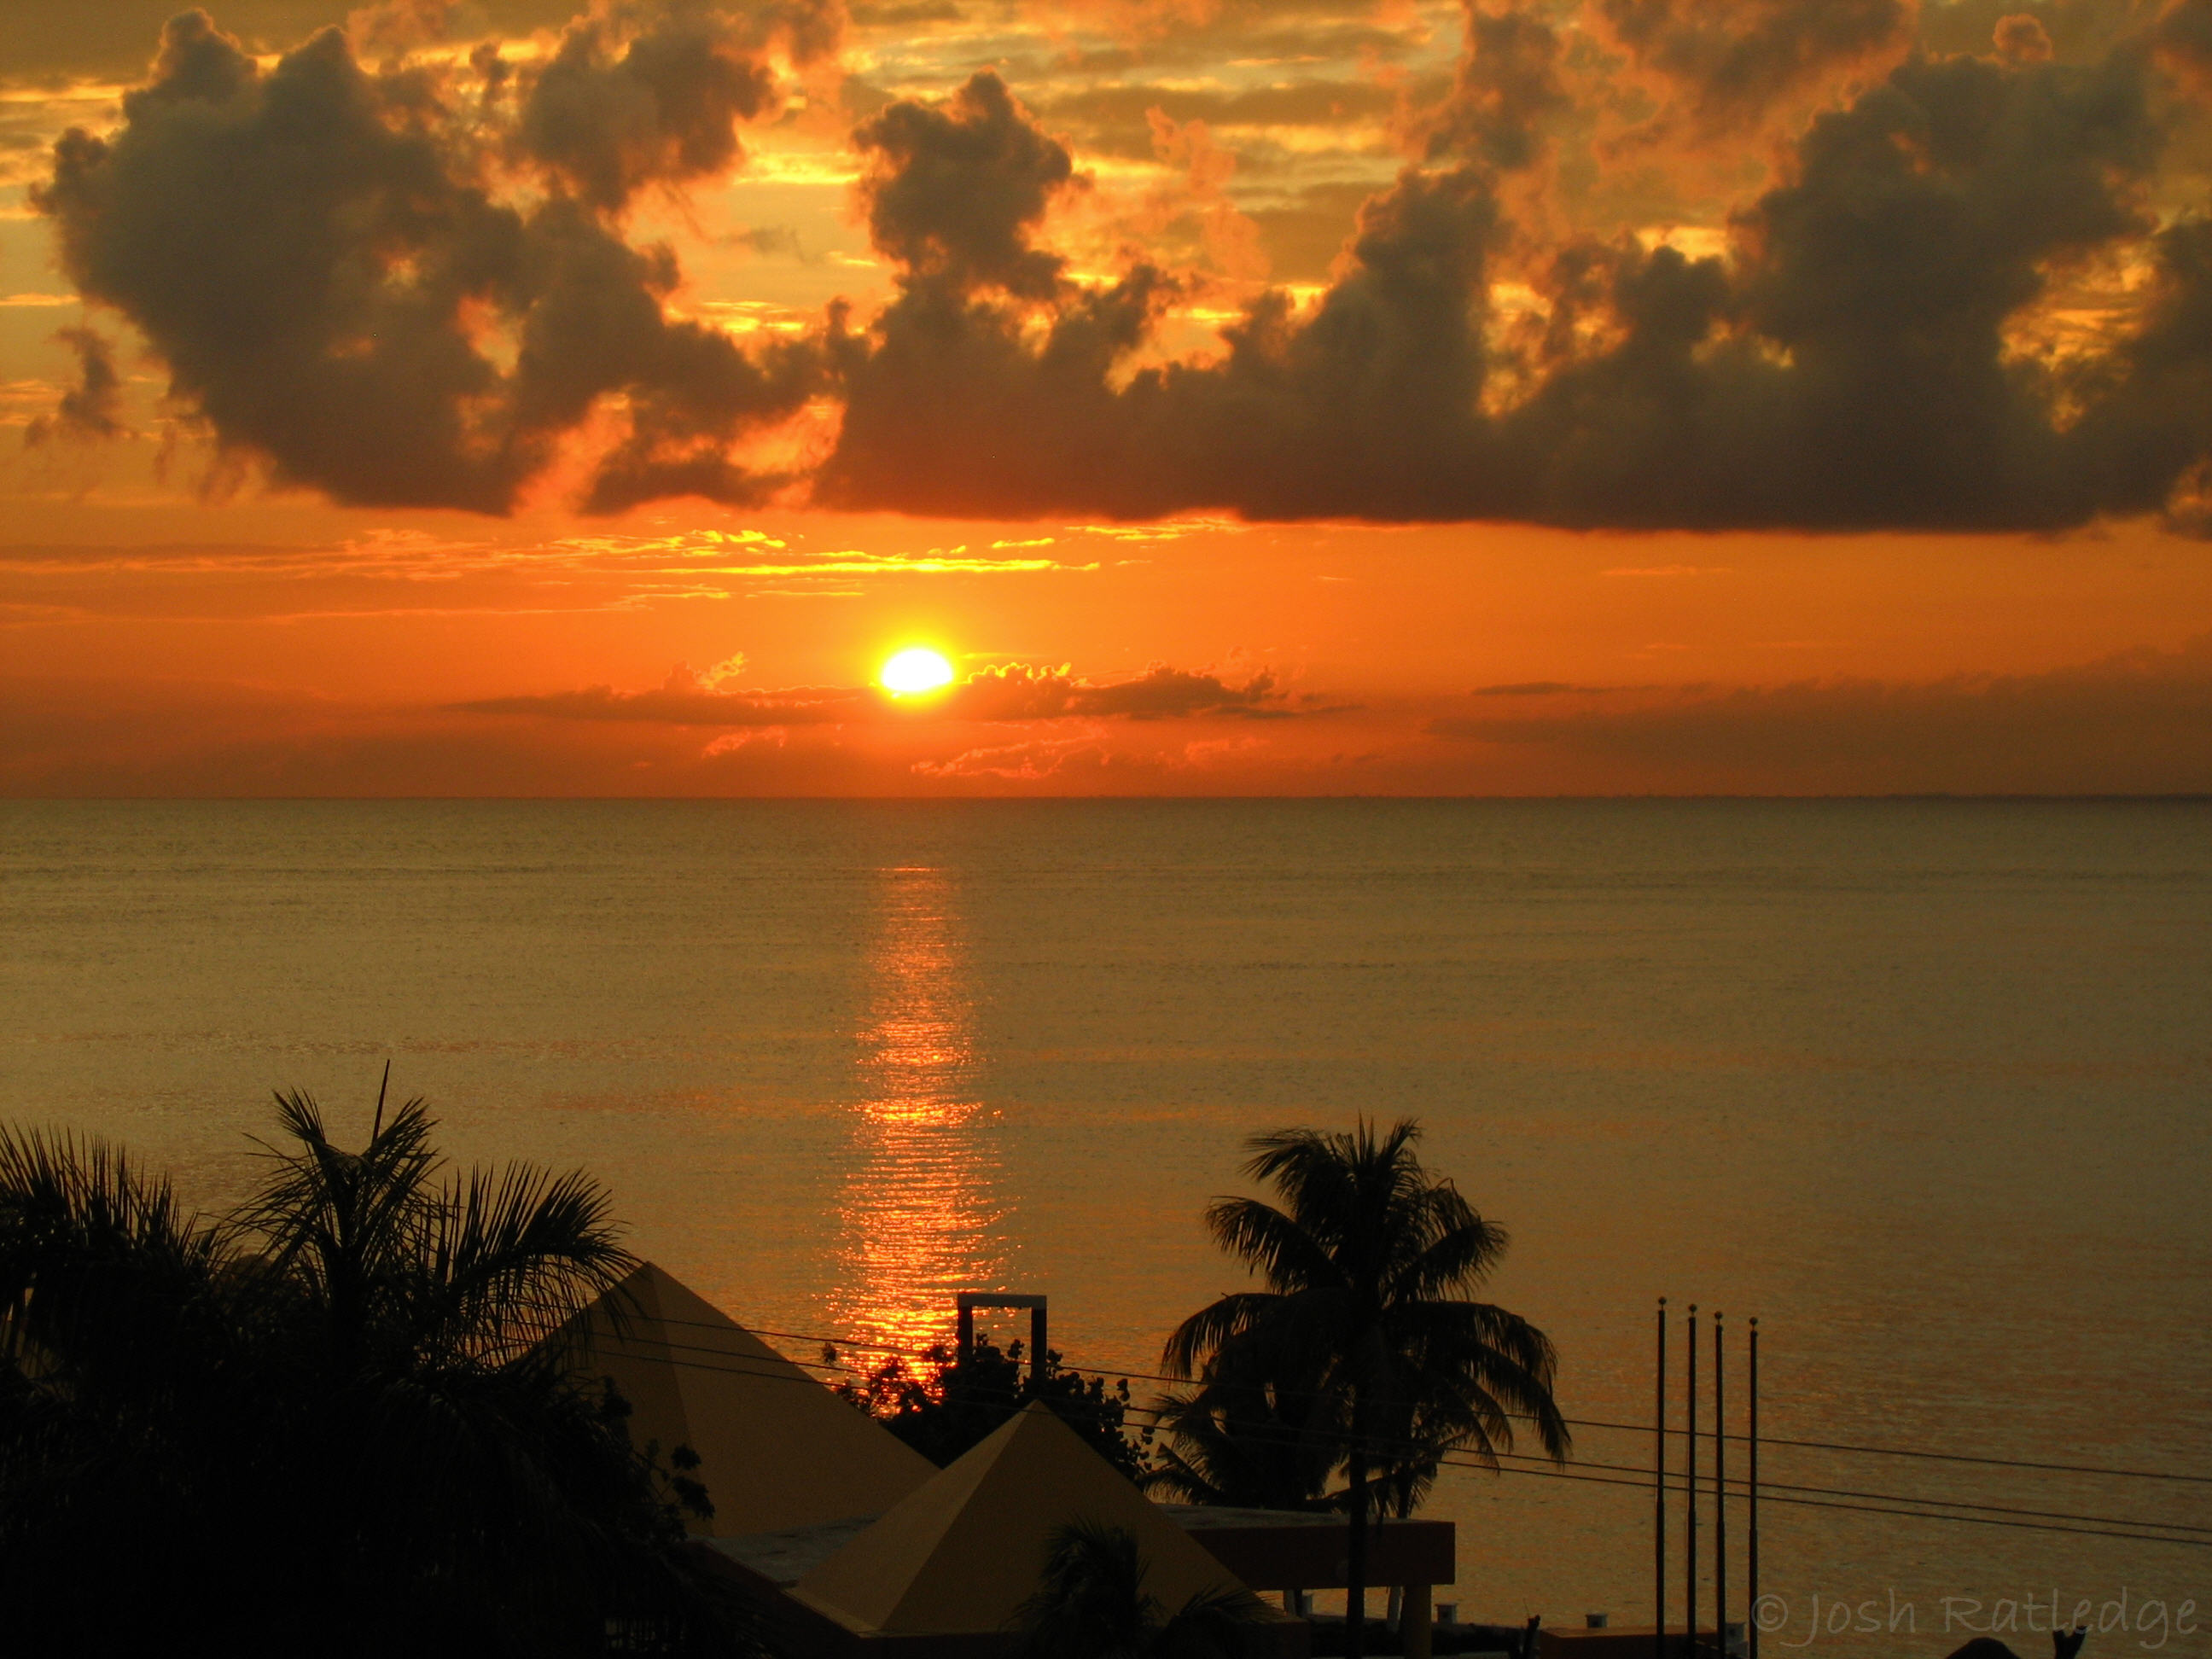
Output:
[1157,1119,1569,1658]
[1013,1518,1270,1659]
[832,1328,1147,1476]
[0,1080,738,1658]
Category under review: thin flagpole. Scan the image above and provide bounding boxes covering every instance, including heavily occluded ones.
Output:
[1687,1305,1699,1658]
[1656,1298,1668,1659]
[1749,1318,1761,1659]
[1715,1313,1727,1659]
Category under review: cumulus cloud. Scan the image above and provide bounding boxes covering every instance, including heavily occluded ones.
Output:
[32,5,828,514]
[23,329,125,445]
[814,5,2212,533]
[1592,0,1913,134]
[516,4,792,213]
[849,69,1079,301]
[1422,3,1569,170]
[37,0,2212,533]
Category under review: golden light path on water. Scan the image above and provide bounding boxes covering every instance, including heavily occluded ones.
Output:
[824,864,1009,1355]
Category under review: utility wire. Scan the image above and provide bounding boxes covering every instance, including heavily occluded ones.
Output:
[571,1331,2212,1551]
[1467,1447,2212,1537]
[643,1310,2212,1489]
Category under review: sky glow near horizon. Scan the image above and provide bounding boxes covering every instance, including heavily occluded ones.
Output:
[3,0,2212,795]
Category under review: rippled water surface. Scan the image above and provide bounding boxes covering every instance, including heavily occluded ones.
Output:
[3,800,2208,1650]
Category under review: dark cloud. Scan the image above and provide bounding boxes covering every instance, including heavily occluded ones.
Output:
[1592,0,1913,133]
[847,0,962,23]
[24,328,126,445]
[1994,13,2058,63]
[0,0,582,84]
[33,0,2212,536]
[31,6,824,514]
[516,9,778,212]
[452,661,1286,725]
[944,663,1284,720]
[1429,637,2212,795]
[726,223,812,259]
[850,70,1078,301]
[457,679,870,725]
[1422,4,1569,170]
[1922,0,2152,65]
[19,646,2209,798]
[1471,681,1618,696]
[820,41,1497,518]
[818,12,2212,533]
[2155,0,2212,79]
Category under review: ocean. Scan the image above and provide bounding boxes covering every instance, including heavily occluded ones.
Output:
[3,799,2207,1650]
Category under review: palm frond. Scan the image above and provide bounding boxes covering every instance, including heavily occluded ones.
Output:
[1155,1582,1274,1659]
[0,1126,231,1383]
[1386,1200,1508,1302]
[1382,1299,1569,1462]
[1200,1197,1338,1293]
[1141,1375,1335,1511]
[1014,1519,1161,1659]
[1160,1291,1276,1379]
[414,1163,635,1364]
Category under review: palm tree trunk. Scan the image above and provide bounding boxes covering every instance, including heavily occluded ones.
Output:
[1345,1450,1369,1659]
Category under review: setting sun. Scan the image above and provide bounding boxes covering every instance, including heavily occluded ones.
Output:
[880,647,955,696]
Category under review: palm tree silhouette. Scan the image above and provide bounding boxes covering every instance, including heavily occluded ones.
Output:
[1162,1119,1569,1659]
[1014,1518,1270,1659]
[0,1080,725,1657]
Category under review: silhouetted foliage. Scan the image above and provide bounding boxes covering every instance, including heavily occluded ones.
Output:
[0,1082,752,1659]
[1142,1336,1338,1512]
[831,1331,1151,1478]
[1013,1519,1271,1659]
[1945,1633,2088,1659]
[1160,1119,1569,1657]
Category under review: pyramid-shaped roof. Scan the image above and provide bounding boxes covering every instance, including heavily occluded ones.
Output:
[559,1261,934,1538]
[794,1400,1269,1637]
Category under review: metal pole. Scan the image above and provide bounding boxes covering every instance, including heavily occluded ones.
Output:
[1031,1304,1048,1389]
[1656,1298,1668,1659]
[1749,1318,1760,1659]
[1714,1314,1726,1659]
[1686,1305,1698,1659]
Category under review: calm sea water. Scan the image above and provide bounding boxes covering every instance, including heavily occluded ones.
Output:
[3,800,2208,1650]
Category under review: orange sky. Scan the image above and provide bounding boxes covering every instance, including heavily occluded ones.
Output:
[3,0,2210,795]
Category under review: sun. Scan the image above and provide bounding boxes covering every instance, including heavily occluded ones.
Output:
[880,646,955,696]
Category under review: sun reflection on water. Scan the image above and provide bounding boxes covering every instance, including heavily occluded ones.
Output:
[824,865,1007,1354]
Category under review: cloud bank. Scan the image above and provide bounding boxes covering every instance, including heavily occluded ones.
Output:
[29,0,2212,533]
[820,21,2212,531]
[454,661,1286,725]
[9,637,2209,796]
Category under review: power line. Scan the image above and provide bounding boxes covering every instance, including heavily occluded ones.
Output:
[570,1335,2212,1551]
[648,1310,2212,1489]
[1117,1400,2212,1551]
[1468,1449,2212,1537]
[1447,1459,2212,1551]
